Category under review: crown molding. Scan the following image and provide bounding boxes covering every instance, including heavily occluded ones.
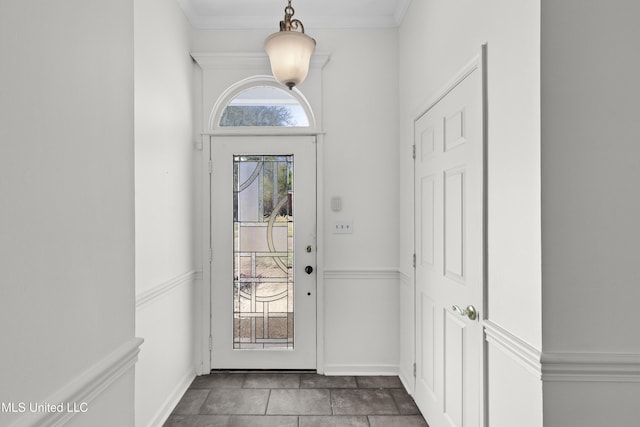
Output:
[177,0,413,29]
[188,15,400,30]
[393,0,413,26]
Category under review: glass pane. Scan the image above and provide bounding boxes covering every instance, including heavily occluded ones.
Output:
[233,155,294,349]
[220,86,310,127]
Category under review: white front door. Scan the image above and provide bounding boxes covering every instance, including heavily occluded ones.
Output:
[414,64,484,426]
[210,136,317,369]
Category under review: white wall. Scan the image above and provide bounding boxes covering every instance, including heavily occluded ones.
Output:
[541,0,640,424]
[134,0,197,425]
[191,27,400,374]
[398,1,542,425]
[0,0,138,426]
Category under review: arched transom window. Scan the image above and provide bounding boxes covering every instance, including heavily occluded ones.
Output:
[221,86,309,127]
[210,76,316,132]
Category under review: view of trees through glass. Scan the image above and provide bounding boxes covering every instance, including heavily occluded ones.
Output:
[221,106,295,127]
[219,86,309,127]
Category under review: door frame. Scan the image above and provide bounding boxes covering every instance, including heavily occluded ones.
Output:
[199,131,325,375]
[412,44,488,425]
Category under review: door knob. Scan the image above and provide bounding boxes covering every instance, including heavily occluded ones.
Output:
[452,304,478,321]
[305,266,314,274]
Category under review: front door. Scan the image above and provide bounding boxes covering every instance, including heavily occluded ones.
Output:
[210,136,317,369]
[414,64,484,426]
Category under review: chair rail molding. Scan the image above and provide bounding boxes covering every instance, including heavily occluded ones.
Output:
[541,352,640,382]
[399,270,412,285]
[9,337,144,427]
[136,270,197,310]
[323,268,400,281]
[484,320,542,378]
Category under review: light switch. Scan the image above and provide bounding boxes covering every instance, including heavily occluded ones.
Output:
[331,196,342,212]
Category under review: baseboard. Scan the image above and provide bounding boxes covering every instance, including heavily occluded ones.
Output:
[541,352,640,382]
[146,368,196,427]
[398,364,415,396]
[9,337,144,427]
[136,270,196,310]
[322,364,399,376]
[398,271,414,395]
[484,320,542,378]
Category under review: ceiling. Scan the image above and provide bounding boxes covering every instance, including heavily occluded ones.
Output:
[176,0,412,29]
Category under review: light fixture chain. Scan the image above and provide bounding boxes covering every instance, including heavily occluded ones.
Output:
[280,0,305,33]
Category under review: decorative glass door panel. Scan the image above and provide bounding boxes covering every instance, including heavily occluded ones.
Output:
[210,136,316,370]
[233,155,294,349]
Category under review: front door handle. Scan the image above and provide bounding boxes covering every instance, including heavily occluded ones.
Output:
[304,266,313,275]
[452,304,478,321]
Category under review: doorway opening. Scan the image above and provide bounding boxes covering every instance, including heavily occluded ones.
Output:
[201,75,322,372]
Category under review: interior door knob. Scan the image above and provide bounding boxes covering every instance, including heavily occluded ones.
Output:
[452,304,478,321]
[305,266,313,274]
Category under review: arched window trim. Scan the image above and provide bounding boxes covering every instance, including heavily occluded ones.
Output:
[209,75,317,134]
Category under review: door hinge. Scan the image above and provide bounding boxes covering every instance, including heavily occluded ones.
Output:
[208,335,213,351]
[412,145,416,159]
[412,253,416,268]
[413,362,417,377]
[208,160,213,174]
[209,248,213,263]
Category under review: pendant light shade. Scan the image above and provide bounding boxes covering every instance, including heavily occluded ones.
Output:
[264,0,316,90]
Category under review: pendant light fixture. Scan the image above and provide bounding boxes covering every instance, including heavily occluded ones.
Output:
[264,0,316,90]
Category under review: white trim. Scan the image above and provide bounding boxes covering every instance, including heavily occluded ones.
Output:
[315,133,326,375]
[176,0,412,29]
[393,0,413,26]
[323,364,400,376]
[484,320,542,378]
[135,270,197,310]
[398,364,414,396]
[412,54,482,125]
[205,75,318,132]
[541,352,640,382]
[191,52,269,69]
[146,368,196,427]
[399,271,412,286]
[9,337,144,427]
[398,270,415,397]
[323,269,400,280]
[200,134,213,375]
[183,14,401,30]
[202,129,325,137]
[486,320,640,382]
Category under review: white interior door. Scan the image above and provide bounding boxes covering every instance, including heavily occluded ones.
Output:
[414,64,484,427]
[210,136,316,369]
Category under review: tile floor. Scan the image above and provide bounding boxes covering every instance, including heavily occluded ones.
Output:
[164,372,429,427]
